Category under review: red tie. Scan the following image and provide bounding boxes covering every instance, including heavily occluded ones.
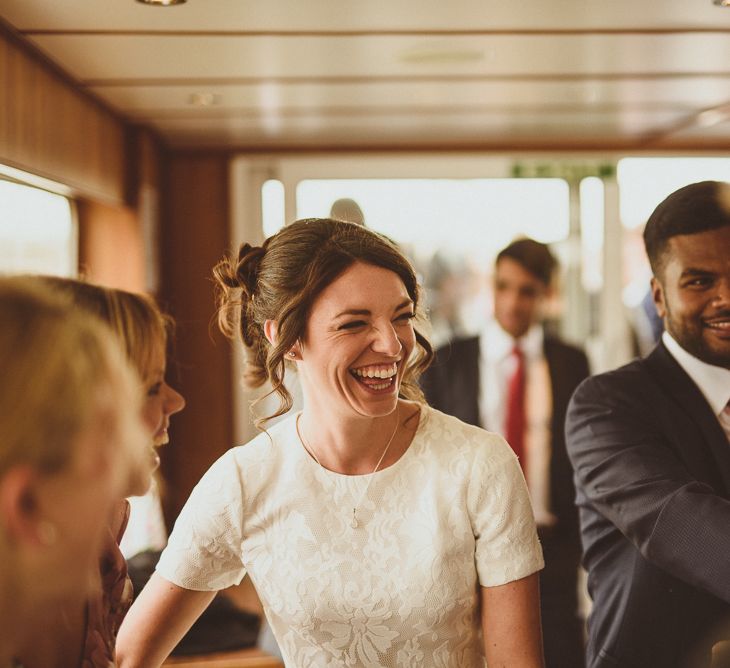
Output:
[505,345,526,471]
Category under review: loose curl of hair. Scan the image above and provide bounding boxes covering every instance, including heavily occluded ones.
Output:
[214,218,434,429]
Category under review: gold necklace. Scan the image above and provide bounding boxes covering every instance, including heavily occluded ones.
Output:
[296,408,399,528]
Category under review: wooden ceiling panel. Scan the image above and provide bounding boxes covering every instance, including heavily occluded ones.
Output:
[3,0,730,32]
[147,108,687,147]
[26,33,730,82]
[669,118,730,139]
[88,78,726,114]
[3,1,730,151]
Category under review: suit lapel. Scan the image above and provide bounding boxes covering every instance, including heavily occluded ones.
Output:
[645,343,730,493]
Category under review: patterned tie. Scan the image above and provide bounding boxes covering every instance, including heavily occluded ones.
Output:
[505,345,526,471]
[720,401,730,444]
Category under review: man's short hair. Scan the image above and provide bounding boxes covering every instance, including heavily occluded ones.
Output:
[643,180,730,278]
[496,238,557,287]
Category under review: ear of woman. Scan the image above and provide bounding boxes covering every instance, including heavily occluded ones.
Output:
[0,465,52,547]
[263,319,278,347]
[264,319,300,359]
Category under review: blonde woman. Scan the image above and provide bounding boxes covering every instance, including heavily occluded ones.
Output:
[16,279,185,668]
[0,277,147,668]
[39,278,186,488]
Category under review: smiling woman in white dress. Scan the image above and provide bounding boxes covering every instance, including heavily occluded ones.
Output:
[117,218,545,668]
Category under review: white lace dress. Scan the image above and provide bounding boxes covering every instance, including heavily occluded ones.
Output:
[157,406,544,667]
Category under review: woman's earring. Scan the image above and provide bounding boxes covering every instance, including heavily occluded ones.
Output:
[288,351,296,358]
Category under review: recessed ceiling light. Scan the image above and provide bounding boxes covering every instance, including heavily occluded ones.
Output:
[136,0,186,6]
[713,0,730,6]
[188,92,221,107]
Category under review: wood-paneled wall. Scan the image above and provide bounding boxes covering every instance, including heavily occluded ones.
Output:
[77,198,146,292]
[0,19,233,517]
[0,24,126,204]
[70,127,165,292]
[159,153,234,519]
[0,19,168,293]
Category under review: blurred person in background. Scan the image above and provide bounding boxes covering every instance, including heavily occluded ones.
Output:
[423,238,590,668]
[0,277,147,668]
[16,278,184,668]
[330,197,366,226]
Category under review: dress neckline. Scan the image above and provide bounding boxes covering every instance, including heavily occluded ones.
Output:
[294,404,426,480]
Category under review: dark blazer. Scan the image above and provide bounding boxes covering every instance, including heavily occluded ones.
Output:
[422,332,590,668]
[566,342,730,668]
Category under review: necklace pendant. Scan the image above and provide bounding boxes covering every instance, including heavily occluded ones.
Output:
[351,510,359,528]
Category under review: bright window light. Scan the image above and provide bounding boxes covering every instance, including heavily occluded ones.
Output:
[580,177,604,293]
[617,158,730,229]
[0,179,75,277]
[261,179,285,238]
[296,178,569,263]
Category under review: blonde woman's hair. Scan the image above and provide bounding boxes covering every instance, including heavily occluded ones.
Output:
[38,277,170,384]
[0,276,144,476]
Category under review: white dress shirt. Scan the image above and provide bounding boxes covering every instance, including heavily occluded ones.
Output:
[479,320,556,525]
[662,331,730,443]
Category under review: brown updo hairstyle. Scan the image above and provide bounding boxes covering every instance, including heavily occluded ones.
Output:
[214,218,434,427]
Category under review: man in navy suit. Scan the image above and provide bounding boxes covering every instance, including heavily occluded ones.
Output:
[423,238,589,668]
[566,181,730,668]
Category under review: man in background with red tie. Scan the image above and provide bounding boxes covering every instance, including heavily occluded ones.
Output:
[566,181,730,668]
[422,238,590,668]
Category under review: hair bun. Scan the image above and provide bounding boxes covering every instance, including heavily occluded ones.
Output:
[235,243,266,296]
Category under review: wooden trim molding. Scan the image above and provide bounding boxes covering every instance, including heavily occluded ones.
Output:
[21,27,730,37]
[82,71,730,87]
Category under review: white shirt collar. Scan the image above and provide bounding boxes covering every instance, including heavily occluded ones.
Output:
[662,331,730,417]
[481,319,544,361]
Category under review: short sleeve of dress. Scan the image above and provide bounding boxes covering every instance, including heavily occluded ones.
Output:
[156,450,246,591]
[468,436,544,587]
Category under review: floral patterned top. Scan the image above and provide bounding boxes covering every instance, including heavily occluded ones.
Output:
[157,406,544,667]
[82,500,133,668]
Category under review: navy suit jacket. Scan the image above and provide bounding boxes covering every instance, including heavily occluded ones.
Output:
[566,342,730,668]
